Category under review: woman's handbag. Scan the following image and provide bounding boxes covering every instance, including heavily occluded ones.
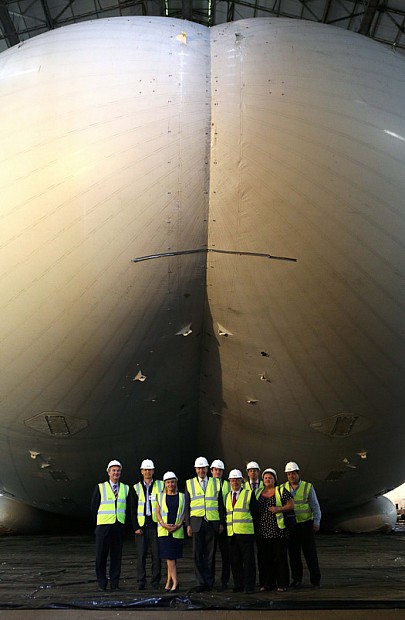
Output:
[283,511,297,528]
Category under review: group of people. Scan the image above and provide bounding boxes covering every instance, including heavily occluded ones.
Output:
[91,456,321,594]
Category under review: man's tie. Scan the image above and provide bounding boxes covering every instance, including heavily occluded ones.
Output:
[113,484,118,500]
[232,492,237,507]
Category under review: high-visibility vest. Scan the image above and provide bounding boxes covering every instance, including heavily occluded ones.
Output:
[280,480,312,523]
[97,481,129,525]
[157,493,185,539]
[221,479,231,502]
[133,479,164,526]
[243,479,264,492]
[255,486,286,530]
[186,477,220,521]
[226,488,254,535]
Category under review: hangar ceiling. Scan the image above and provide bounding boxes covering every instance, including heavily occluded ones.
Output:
[0,0,404,53]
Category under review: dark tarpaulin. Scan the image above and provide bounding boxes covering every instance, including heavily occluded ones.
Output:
[0,529,404,610]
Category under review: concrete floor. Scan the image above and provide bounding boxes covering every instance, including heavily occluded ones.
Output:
[0,528,404,618]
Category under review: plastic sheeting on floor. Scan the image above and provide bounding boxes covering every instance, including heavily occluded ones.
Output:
[0,531,404,610]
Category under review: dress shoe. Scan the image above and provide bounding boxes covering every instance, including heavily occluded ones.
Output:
[110,584,120,591]
[290,580,302,588]
[138,583,146,591]
[170,583,179,592]
[245,589,254,594]
[232,586,243,593]
[311,583,321,589]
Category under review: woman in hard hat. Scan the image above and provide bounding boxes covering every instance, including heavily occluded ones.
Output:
[255,468,294,592]
[156,471,185,592]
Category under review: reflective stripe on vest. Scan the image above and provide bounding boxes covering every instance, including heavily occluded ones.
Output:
[97,481,128,525]
[186,477,220,521]
[226,488,254,535]
[255,486,285,529]
[281,481,312,522]
[134,480,164,526]
[157,492,185,539]
[243,480,264,492]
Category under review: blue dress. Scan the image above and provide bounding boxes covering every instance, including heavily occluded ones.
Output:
[158,494,184,560]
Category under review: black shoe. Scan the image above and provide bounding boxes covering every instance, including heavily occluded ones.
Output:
[290,580,302,588]
[98,585,107,591]
[195,585,205,593]
[138,583,146,591]
[110,585,120,590]
[217,584,228,592]
[232,586,243,593]
[245,589,254,594]
[311,583,321,589]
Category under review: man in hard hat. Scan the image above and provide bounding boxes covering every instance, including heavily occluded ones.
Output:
[210,459,231,591]
[245,461,264,492]
[185,456,225,592]
[91,460,129,591]
[131,459,164,590]
[281,462,321,588]
[226,469,257,594]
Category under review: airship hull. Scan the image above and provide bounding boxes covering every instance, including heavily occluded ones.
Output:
[0,17,404,531]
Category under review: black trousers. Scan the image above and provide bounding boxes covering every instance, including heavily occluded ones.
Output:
[193,520,216,587]
[95,522,125,589]
[135,521,161,586]
[213,527,231,586]
[229,533,256,592]
[257,537,289,589]
[287,520,321,585]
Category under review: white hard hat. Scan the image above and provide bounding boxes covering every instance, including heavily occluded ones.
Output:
[246,461,260,470]
[262,467,277,481]
[229,469,243,479]
[194,456,209,467]
[285,461,299,472]
[106,460,122,471]
[163,471,177,481]
[211,459,225,469]
[140,459,155,469]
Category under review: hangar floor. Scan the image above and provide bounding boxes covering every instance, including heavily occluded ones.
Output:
[0,527,404,618]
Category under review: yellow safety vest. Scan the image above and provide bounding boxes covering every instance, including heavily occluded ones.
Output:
[243,479,264,492]
[186,477,220,521]
[157,493,185,539]
[134,479,164,526]
[97,481,129,525]
[259,486,286,530]
[221,479,231,502]
[280,481,312,523]
[226,488,254,535]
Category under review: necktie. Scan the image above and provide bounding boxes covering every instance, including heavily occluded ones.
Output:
[113,484,118,500]
[232,492,237,507]
[201,478,207,492]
